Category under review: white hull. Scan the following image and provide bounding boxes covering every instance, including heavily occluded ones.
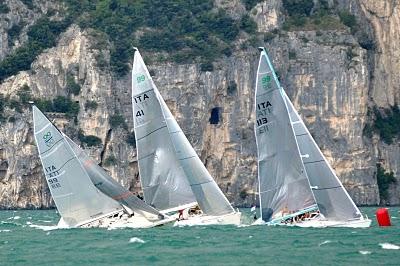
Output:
[174,212,241,227]
[294,218,372,228]
[252,217,371,228]
[56,212,174,230]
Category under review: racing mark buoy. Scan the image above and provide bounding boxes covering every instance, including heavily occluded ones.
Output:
[376,208,391,226]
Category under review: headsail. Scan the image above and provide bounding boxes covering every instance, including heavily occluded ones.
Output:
[255,48,316,222]
[283,91,362,221]
[131,49,197,211]
[64,135,164,219]
[159,89,235,216]
[33,106,122,227]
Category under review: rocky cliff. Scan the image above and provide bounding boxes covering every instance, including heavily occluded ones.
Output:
[0,0,398,209]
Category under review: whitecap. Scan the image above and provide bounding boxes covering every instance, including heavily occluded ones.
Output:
[248,235,253,239]
[13,216,20,220]
[29,224,61,231]
[129,237,145,244]
[379,243,400,250]
[0,229,11,232]
[319,240,331,246]
[359,250,371,255]
[26,221,32,225]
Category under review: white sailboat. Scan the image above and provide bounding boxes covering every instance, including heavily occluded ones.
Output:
[254,47,371,228]
[131,48,241,226]
[33,106,172,229]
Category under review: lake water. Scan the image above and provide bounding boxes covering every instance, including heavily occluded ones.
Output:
[0,207,399,265]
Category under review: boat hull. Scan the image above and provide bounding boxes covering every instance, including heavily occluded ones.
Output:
[174,212,241,226]
[252,217,372,228]
[294,218,372,228]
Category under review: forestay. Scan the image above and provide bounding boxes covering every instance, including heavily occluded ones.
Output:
[131,49,196,211]
[33,106,122,227]
[255,48,316,222]
[64,136,164,219]
[283,91,362,221]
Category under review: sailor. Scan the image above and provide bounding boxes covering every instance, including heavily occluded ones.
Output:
[178,209,184,220]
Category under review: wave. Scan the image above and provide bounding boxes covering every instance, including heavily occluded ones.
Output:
[359,250,371,255]
[379,243,400,250]
[129,237,145,244]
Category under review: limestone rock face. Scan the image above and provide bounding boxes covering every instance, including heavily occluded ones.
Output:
[0,0,399,209]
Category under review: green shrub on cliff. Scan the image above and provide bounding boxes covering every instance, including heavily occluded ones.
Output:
[0,3,10,14]
[376,164,396,203]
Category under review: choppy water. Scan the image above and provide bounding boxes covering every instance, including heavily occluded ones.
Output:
[0,207,399,265]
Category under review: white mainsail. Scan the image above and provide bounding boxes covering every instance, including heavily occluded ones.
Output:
[254,48,316,222]
[131,49,196,212]
[283,91,362,221]
[132,49,235,216]
[33,106,122,227]
[255,47,367,226]
[64,135,165,220]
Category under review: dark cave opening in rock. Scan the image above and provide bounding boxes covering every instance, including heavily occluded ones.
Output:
[209,107,221,124]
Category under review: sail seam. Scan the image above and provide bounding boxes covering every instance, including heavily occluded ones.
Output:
[295,133,308,137]
[190,180,213,187]
[136,125,167,141]
[132,88,153,98]
[179,155,196,161]
[138,152,155,161]
[46,157,75,175]
[40,138,64,155]
[312,185,342,191]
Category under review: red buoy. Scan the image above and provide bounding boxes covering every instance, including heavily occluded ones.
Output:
[376,208,391,226]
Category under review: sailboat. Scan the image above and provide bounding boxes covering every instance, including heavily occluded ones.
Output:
[254,47,371,228]
[33,106,172,229]
[131,48,241,226]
